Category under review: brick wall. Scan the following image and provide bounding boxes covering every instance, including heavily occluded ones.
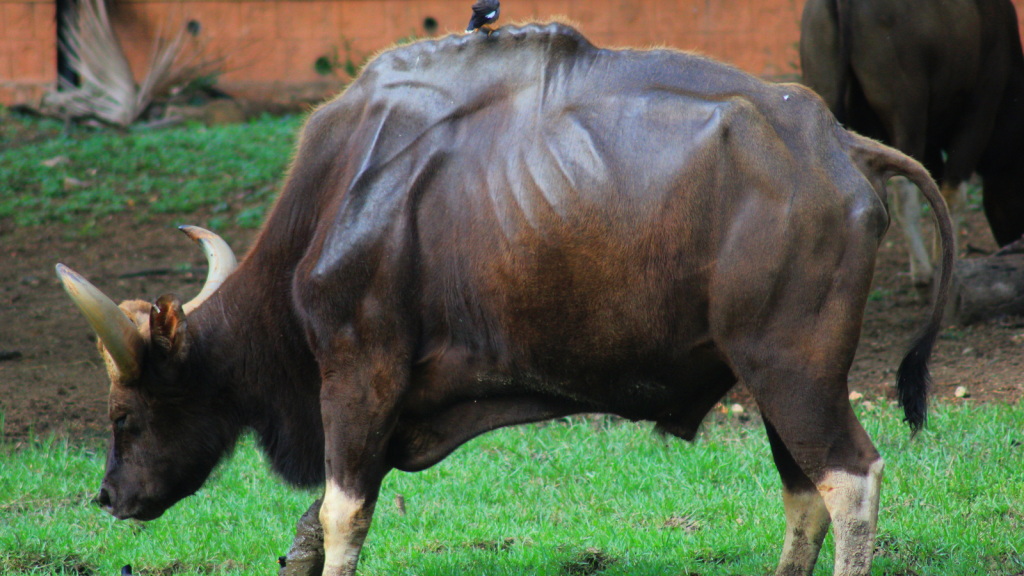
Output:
[2,0,1024,107]
[0,0,56,105]
[107,0,810,102]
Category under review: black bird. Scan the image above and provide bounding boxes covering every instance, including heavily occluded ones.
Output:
[120,566,132,576]
[466,0,500,33]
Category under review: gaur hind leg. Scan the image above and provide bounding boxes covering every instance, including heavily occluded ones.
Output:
[888,176,934,285]
[318,348,408,576]
[746,370,882,576]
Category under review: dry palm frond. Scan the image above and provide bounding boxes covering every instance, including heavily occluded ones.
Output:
[43,0,222,126]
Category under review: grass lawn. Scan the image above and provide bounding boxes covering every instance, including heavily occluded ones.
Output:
[2,110,1021,576]
[1,403,1022,576]
[1,111,303,231]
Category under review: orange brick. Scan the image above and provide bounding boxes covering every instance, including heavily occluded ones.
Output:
[699,0,746,33]
[380,0,422,44]
[117,38,150,81]
[537,0,572,22]
[282,38,339,82]
[0,86,14,106]
[4,4,35,41]
[336,0,385,41]
[183,3,243,40]
[237,3,278,42]
[670,31,705,54]
[39,36,56,78]
[403,0,461,36]
[702,32,757,69]
[110,3,157,48]
[585,31,614,48]
[654,0,698,34]
[33,2,55,41]
[218,39,269,81]
[10,39,45,81]
[0,42,12,81]
[620,25,660,49]
[567,0,613,36]
[224,36,286,82]
[607,0,648,29]
[342,35,384,66]
[278,1,336,41]
[197,35,234,67]
[496,0,532,22]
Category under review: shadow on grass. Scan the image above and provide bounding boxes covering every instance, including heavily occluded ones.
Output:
[393,543,745,576]
[1,550,94,575]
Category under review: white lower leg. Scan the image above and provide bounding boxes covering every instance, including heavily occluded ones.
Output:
[776,489,831,576]
[320,480,370,576]
[817,459,885,576]
[890,178,933,285]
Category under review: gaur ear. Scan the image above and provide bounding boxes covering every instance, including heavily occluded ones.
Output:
[150,294,188,362]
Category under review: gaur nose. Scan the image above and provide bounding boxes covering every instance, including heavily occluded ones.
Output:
[95,487,112,508]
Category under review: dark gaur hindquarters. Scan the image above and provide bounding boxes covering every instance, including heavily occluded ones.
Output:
[800,0,1024,279]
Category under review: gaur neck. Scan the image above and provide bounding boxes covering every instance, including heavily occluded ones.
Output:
[180,111,347,487]
[186,259,326,487]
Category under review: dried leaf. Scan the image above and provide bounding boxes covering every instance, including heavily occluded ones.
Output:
[41,155,70,167]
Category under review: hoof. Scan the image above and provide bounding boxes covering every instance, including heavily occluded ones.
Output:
[279,498,325,576]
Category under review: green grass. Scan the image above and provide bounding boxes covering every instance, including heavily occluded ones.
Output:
[2,403,1022,575]
[0,112,303,229]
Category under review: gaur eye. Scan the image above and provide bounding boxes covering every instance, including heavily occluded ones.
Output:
[114,416,127,431]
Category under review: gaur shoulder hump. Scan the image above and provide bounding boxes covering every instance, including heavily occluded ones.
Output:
[361,21,594,75]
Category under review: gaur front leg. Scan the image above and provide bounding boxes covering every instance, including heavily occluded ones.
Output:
[764,420,831,576]
[318,351,407,576]
[279,498,325,576]
[321,478,376,576]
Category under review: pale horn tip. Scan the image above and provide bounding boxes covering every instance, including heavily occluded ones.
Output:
[55,263,84,291]
[177,225,238,314]
[178,224,214,241]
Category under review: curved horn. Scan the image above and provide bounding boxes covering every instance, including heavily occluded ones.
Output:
[179,225,238,315]
[56,264,144,380]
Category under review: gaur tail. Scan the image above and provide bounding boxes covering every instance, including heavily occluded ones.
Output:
[849,134,954,436]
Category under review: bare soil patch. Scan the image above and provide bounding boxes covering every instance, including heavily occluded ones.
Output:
[0,209,1020,440]
[0,214,258,439]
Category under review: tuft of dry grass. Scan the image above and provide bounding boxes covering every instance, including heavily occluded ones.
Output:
[41,0,222,127]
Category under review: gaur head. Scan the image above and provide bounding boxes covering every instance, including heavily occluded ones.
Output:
[56,226,238,521]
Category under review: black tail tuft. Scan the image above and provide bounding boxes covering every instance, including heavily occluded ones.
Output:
[896,330,935,436]
[846,130,952,439]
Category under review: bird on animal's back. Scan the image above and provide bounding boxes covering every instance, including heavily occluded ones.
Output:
[466,0,500,33]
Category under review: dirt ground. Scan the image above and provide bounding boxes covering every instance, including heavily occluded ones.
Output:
[0,203,1021,440]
